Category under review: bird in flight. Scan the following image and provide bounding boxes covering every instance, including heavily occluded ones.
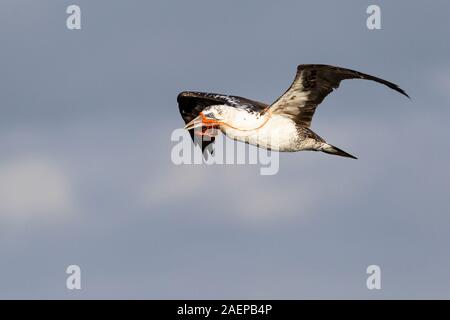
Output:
[178,64,409,159]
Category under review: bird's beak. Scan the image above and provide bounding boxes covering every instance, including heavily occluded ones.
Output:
[184,115,204,130]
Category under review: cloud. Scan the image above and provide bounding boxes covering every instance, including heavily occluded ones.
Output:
[0,156,74,225]
[138,156,350,225]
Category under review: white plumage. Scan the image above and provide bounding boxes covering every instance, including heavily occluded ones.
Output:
[178,64,409,159]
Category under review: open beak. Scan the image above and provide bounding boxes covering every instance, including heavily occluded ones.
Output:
[184,115,204,130]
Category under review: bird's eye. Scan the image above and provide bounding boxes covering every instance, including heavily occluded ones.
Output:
[204,112,216,119]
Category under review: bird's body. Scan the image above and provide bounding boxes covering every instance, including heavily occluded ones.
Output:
[178,64,409,159]
[221,111,299,151]
[207,107,317,152]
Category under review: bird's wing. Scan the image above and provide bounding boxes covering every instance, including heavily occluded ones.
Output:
[178,91,267,123]
[268,64,409,127]
[177,91,268,155]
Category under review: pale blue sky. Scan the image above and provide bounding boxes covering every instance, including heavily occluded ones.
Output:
[0,0,449,298]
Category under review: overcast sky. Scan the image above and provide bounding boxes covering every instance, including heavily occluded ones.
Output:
[1,0,450,299]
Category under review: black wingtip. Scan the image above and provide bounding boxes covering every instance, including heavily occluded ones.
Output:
[391,84,410,100]
[360,71,411,100]
[362,74,410,100]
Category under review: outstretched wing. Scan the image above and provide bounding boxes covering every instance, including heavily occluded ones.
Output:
[268,64,409,127]
[177,91,268,155]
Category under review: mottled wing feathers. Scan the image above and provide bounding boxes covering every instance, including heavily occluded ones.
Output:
[269,64,409,127]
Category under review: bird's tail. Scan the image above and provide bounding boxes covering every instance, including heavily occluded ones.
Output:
[321,143,357,159]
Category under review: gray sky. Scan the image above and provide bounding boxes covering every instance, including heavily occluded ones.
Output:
[0,0,450,299]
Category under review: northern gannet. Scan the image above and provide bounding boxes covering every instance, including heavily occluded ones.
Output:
[178,64,409,159]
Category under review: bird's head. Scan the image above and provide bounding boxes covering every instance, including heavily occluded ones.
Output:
[184,106,225,131]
